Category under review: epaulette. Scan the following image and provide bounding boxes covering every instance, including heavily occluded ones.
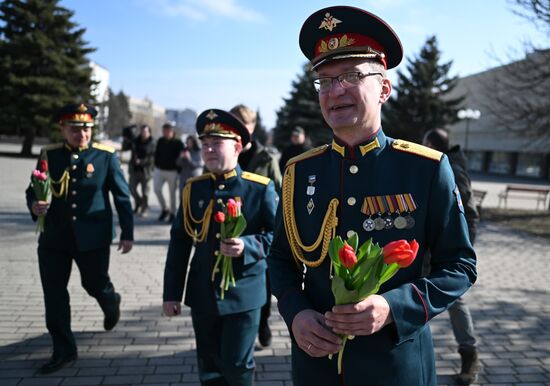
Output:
[92,142,115,153]
[186,173,214,185]
[241,171,271,185]
[392,139,442,162]
[40,143,64,152]
[286,144,329,167]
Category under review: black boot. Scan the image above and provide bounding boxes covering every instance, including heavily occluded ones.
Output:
[456,347,480,385]
[158,210,168,221]
[258,319,272,347]
[40,352,77,374]
[103,293,121,331]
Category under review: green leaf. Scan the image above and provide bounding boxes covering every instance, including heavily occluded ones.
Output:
[357,238,372,261]
[379,263,400,285]
[231,216,247,237]
[332,275,362,305]
[347,232,358,251]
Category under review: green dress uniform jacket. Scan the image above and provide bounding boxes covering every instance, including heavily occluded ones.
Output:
[268,129,477,386]
[163,165,278,315]
[26,142,134,248]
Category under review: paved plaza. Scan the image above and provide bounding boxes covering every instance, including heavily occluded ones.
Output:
[0,153,549,386]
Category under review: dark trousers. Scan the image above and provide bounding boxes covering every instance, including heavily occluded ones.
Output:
[259,271,271,329]
[191,308,260,386]
[38,241,117,357]
[129,170,150,210]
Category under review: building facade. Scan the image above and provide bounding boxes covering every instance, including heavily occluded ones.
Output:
[128,96,167,138]
[165,108,197,136]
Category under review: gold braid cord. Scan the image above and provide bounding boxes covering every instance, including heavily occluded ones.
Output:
[282,164,339,268]
[182,182,213,242]
[50,169,70,198]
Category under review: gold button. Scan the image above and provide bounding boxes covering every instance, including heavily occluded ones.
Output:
[214,250,219,256]
[72,216,77,221]
[349,165,359,174]
[71,203,77,208]
[346,230,355,238]
[71,178,77,183]
[215,233,221,239]
[71,190,77,196]
[72,154,79,159]
[71,165,77,171]
[218,184,225,190]
[347,197,356,206]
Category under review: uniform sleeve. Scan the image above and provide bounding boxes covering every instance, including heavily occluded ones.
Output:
[241,181,278,265]
[107,152,134,241]
[268,200,314,334]
[451,162,479,243]
[382,156,477,344]
[163,202,194,302]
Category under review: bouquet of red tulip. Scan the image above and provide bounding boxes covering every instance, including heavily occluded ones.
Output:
[212,198,247,300]
[328,232,419,374]
[30,158,51,233]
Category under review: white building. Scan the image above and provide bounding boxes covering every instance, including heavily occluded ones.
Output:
[166,108,197,135]
[88,61,110,134]
[128,96,166,138]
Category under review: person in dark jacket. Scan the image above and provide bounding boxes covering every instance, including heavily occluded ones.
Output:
[26,103,133,374]
[278,126,312,172]
[423,128,480,385]
[231,104,282,347]
[176,134,204,193]
[129,125,155,216]
[154,122,184,222]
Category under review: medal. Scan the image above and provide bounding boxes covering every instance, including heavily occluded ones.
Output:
[394,216,407,229]
[307,175,316,196]
[405,215,415,229]
[85,163,94,178]
[363,218,375,232]
[384,216,394,229]
[374,216,385,231]
[307,198,315,215]
[306,186,315,195]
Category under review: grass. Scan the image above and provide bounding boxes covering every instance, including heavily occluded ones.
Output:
[482,208,550,239]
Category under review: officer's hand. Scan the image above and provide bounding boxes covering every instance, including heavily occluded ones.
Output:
[118,240,133,254]
[325,294,393,336]
[292,309,341,357]
[220,238,244,257]
[163,301,181,317]
[31,200,49,217]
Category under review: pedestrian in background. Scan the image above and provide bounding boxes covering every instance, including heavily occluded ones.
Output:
[129,124,155,217]
[278,126,312,172]
[154,122,184,223]
[26,103,133,374]
[423,128,480,385]
[231,104,282,347]
[163,109,277,385]
[176,134,204,194]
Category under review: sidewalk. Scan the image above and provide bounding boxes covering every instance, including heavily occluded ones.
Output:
[0,155,549,386]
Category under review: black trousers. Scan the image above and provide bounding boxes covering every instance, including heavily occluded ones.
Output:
[37,240,117,357]
[191,308,260,386]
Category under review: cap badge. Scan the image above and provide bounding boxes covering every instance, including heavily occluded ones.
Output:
[206,110,218,120]
[78,104,87,113]
[319,12,341,32]
[320,34,355,53]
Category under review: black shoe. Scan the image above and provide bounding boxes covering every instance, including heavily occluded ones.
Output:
[456,347,480,385]
[258,323,272,347]
[167,213,175,223]
[40,353,77,374]
[158,210,168,221]
[133,205,140,214]
[104,293,121,331]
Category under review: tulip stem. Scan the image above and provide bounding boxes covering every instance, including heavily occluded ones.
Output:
[337,335,348,374]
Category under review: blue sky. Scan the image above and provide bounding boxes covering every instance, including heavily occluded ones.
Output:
[62,0,546,130]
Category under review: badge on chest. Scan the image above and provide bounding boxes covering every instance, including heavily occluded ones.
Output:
[361,193,417,232]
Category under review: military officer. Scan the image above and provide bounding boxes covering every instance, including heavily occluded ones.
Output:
[26,103,134,374]
[163,109,278,386]
[268,6,477,386]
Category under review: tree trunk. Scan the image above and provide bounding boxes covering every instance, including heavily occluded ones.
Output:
[20,127,34,156]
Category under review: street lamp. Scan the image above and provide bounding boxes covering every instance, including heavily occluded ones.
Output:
[457,108,481,151]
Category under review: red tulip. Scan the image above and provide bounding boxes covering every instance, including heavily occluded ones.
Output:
[338,244,357,269]
[214,211,225,223]
[227,199,238,217]
[383,239,419,268]
[38,160,48,172]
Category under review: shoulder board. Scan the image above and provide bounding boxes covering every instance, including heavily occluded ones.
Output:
[186,173,214,185]
[286,144,329,167]
[92,142,115,153]
[392,139,442,162]
[241,171,271,185]
[40,143,64,152]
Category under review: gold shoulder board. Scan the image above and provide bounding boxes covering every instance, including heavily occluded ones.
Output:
[41,143,64,152]
[241,171,271,185]
[92,142,115,153]
[392,139,442,162]
[286,144,329,167]
[186,173,214,185]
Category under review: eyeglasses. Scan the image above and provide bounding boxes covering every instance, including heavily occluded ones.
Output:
[313,71,383,93]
